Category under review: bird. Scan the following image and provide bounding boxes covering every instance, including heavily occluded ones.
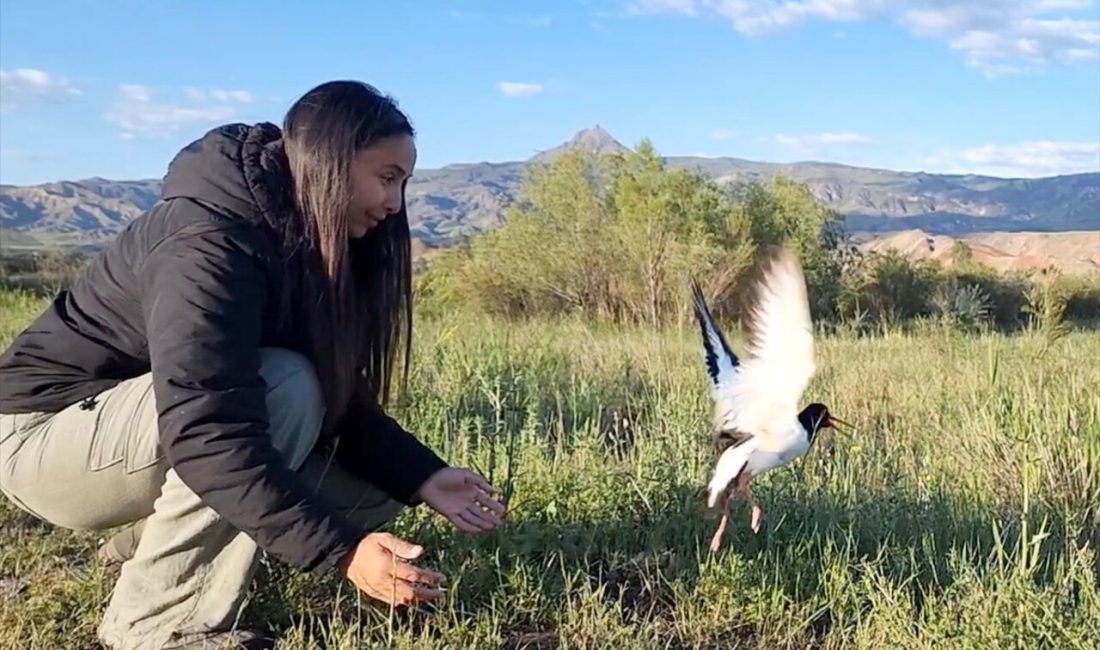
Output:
[689,244,850,552]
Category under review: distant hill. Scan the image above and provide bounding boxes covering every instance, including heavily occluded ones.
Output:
[530,124,631,163]
[1,178,162,250]
[3,126,1098,254]
[857,229,1100,275]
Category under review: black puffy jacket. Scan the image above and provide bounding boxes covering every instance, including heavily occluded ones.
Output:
[0,122,447,573]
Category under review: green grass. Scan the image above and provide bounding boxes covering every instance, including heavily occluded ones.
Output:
[1,291,1098,649]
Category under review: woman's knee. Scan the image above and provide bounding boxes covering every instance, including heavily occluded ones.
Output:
[258,348,325,469]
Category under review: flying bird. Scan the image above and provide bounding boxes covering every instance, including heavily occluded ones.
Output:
[690,244,850,552]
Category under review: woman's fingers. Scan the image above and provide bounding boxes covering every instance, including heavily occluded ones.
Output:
[408,582,446,602]
[476,493,508,517]
[393,562,447,588]
[457,473,507,516]
[451,510,484,533]
[463,471,498,495]
[369,581,444,606]
[466,503,502,528]
[457,505,499,531]
[373,532,424,560]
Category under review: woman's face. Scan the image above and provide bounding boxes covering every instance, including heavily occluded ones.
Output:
[348,133,416,238]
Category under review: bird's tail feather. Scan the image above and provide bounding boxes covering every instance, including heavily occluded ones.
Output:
[706,441,752,508]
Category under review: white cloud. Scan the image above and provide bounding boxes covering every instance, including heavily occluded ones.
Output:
[775,131,873,149]
[926,140,1100,177]
[104,84,241,139]
[903,5,1100,74]
[0,68,81,107]
[625,0,883,31]
[508,14,554,26]
[710,0,883,35]
[498,81,545,97]
[626,0,700,15]
[711,128,738,140]
[625,0,1100,73]
[183,87,253,103]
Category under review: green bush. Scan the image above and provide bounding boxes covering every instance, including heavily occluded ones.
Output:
[418,142,850,330]
[417,154,1099,334]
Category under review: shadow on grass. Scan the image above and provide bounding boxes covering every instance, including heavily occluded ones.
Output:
[242,476,1081,649]
[1,471,1083,649]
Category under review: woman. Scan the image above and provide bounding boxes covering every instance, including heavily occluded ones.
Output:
[0,80,506,650]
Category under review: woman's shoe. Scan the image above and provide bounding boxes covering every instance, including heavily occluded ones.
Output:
[162,629,275,650]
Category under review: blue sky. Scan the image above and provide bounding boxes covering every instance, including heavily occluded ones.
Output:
[1,0,1098,185]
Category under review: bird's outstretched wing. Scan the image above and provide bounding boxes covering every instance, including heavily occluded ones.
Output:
[689,277,739,395]
[714,244,817,449]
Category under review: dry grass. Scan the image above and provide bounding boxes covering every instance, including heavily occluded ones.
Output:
[1,291,1098,649]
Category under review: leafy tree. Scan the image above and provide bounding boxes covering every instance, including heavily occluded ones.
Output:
[728,176,848,321]
[607,140,753,327]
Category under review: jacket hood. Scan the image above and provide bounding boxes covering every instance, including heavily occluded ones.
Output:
[160,122,299,240]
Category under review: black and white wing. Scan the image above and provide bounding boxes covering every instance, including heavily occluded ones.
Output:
[715,245,817,449]
[689,277,739,396]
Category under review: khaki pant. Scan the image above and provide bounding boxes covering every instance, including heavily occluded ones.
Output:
[0,348,402,650]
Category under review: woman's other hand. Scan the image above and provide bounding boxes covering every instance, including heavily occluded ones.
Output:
[417,467,507,533]
[338,532,447,607]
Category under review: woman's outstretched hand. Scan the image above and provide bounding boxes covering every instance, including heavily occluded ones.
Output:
[417,467,507,533]
[339,532,447,607]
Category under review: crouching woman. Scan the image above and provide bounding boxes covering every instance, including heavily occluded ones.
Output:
[0,79,505,650]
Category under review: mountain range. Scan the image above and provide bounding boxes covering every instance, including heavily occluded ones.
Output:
[2,126,1098,254]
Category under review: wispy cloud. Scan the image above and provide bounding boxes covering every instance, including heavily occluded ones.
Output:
[183,87,253,104]
[104,84,243,140]
[0,68,82,108]
[627,0,700,16]
[774,131,873,150]
[712,0,882,34]
[902,2,1100,75]
[509,14,554,27]
[498,81,545,97]
[925,140,1100,177]
[624,0,1100,74]
[711,128,738,140]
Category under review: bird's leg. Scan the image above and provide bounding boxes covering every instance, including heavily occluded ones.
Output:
[709,471,750,552]
[709,492,732,553]
[744,478,763,533]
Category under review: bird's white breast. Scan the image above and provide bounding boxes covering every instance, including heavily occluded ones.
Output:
[746,421,810,475]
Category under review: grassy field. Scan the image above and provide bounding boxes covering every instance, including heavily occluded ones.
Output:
[1,287,1098,649]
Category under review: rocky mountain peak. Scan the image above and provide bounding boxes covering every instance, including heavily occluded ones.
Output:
[531,125,631,162]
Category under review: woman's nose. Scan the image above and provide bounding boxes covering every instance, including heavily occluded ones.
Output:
[384,189,402,214]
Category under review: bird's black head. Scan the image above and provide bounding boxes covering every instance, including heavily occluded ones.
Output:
[798,402,850,442]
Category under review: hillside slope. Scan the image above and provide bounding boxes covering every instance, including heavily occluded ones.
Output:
[3,127,1098,251]
[859,229,1100,275]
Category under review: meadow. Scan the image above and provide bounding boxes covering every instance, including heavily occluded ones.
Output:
[1,286,1098,649]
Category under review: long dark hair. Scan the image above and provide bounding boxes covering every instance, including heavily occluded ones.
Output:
[281,80,414,429]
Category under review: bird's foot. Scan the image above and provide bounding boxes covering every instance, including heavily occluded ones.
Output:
[709,511,730,552]
[708,531,723,553]
[749,504,763,534]
[708,516,726,552]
